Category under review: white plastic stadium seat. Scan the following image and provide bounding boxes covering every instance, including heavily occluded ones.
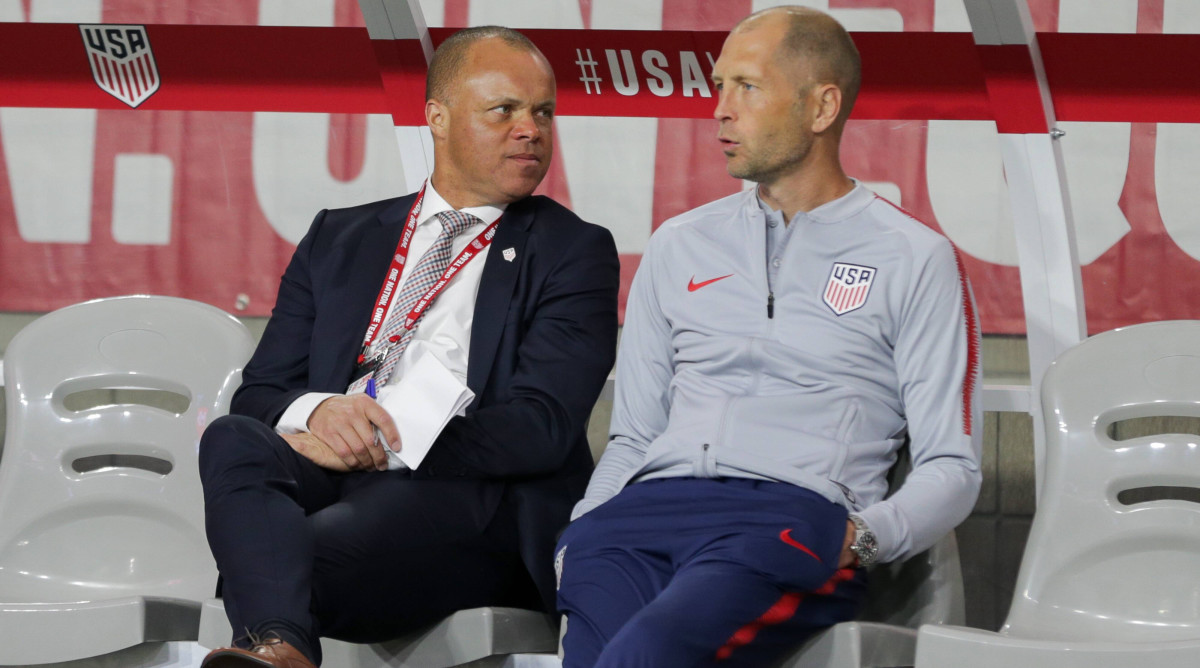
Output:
[916,320,1200,668]
[199,600,558,668]
[0,296,254,665]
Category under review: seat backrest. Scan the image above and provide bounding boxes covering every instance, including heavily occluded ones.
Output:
[0,296,254,603]
[1003,320,1200,642]
[856,445,965,627]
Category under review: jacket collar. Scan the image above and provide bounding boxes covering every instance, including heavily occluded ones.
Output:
[742,179,874,225]
[376,183,508,228]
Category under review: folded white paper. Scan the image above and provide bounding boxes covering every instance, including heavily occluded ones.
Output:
[372,348,474,470]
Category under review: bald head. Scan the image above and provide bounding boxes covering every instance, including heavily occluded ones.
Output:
[425,26,547,105]
[733,6,861,125]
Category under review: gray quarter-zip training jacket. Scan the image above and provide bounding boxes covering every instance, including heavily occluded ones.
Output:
[574,183,982,564]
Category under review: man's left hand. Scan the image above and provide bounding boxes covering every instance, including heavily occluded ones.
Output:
[839,519,857,568]
[282,432,354,472]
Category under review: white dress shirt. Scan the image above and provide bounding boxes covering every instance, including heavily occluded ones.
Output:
[275,182,503,434]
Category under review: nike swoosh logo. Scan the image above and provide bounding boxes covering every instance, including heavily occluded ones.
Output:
[687,274,733,292]
[779,529,822,562]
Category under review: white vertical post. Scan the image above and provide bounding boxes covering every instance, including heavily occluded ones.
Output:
[357,0,434,192]
[963,0,1086,501]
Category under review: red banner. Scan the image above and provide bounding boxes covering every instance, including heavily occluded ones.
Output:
[6,23,1200,124]
[2,0,1200,337]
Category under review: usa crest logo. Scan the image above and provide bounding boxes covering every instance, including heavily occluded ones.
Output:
[80,25,160,108]
[823,262,877,315]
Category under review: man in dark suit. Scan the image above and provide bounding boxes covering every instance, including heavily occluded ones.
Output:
[199,26,619,668]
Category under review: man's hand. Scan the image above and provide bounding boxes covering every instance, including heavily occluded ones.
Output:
[282,432,354,472]
[839,519,857,568]
[307,394,401,471]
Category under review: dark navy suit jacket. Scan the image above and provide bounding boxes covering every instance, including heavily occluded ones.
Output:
[231,192,620,609]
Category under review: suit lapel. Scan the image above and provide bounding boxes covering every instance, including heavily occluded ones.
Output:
[467,200,533,404]
[327,195,417,388]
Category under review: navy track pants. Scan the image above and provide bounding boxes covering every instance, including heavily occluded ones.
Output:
[556,477,866,668]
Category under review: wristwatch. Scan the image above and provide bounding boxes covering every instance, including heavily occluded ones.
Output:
[847,514,878,567]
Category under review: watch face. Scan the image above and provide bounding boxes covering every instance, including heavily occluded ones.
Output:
[851,525,878,566]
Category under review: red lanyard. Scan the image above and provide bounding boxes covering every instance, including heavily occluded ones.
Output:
[358,182,499,362]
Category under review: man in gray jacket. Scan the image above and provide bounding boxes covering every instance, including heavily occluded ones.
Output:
[555,6,982,667]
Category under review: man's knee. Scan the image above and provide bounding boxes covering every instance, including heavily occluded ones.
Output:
[198,414,283,487]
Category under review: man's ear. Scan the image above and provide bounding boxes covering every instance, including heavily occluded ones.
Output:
[426,99,449,139]
[810,84,842,134]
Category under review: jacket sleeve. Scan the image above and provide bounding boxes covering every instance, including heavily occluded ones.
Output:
[858,240,983,563]
[229,210,327,426]
[413,222,620,479]
[570,229,675,519]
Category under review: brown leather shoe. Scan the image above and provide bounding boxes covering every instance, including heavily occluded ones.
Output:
[201,637,316,668]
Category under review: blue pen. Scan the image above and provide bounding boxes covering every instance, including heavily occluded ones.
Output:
[364,377,387,454]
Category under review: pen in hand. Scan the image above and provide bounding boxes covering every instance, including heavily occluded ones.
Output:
[364,376,390,453]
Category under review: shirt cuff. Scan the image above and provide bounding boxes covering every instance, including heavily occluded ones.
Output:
[855,504,902,565]
[275,392,340,434]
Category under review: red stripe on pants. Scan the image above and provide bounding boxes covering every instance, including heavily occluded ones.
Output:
[714,567,857,661]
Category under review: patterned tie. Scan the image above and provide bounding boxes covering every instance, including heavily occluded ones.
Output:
[369,210,479,387]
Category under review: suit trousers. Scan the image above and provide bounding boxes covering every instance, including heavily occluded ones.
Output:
[198,414,536,666]
[556,478,867,668]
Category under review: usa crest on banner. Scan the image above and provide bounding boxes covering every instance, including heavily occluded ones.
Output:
[79,25,160,108]
[823,262,877,316]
